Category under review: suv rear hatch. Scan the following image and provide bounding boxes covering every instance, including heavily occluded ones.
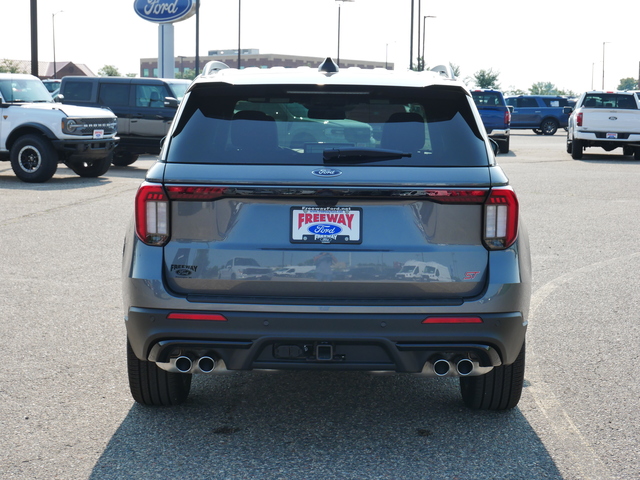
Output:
[138,82,515,305]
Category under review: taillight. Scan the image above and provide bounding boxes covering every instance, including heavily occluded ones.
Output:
[576,112,583,127]
[484,187,519,250]
[165,185,227,200]
[135,183,169,246]
[504,109,511,125]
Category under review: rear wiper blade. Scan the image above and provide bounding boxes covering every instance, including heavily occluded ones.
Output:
[323,147,411,163]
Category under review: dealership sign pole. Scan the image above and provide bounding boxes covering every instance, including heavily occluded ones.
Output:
[133,0,196,78]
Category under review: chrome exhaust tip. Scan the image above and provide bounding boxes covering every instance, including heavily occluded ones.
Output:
[175,355,193,373]
[197,356,216,373]
[456,358,474,376]
[433,358,451,376]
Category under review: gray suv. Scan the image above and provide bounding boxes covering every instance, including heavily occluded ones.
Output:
[122,59,531,410]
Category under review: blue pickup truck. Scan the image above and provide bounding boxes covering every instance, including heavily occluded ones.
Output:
[471,89,511,153]
[505,95,572,135]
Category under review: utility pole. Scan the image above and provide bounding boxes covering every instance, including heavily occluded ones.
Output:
[30,0,38,76]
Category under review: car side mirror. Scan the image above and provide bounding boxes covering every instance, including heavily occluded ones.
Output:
[164,97,179,108]
[507,105,514,113]
[563,106,573,114]
[54,94,64,103]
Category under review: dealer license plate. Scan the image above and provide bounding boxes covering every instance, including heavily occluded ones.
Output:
[606,132,618,139]
[291,207,362,244]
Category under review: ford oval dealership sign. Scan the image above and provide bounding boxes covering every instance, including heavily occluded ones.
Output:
[134,0,195,24]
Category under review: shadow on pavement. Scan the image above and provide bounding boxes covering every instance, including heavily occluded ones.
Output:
[89,371,562,480]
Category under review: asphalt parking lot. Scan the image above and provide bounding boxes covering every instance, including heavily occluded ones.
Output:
[1,132,639,479]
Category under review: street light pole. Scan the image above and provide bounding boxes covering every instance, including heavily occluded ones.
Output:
[422,15,436,71]
[52,10,63,79]
[335,0,354,67]
[237,0,241,69]
[602,42,610,90]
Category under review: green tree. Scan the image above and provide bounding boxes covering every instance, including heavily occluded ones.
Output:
[176,70,198,80]
[529,82,557,95]
[472,69,500,89]
[98,65,121,77]
[618,77,638,90]
[0,59,26,73]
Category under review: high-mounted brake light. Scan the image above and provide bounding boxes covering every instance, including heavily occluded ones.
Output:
[484,187,519,250]
[135,183,170,246]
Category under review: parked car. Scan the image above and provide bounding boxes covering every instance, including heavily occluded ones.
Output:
[42,79,61,94]
[122,58,531,410]
[470,89,511,153]
[566,91,640,159]
[505,95,571,135]
[0,73,118,182]
[59,76,190,166]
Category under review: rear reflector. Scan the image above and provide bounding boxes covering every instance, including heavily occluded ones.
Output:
[422,316,483,324]
[167,313,228,321]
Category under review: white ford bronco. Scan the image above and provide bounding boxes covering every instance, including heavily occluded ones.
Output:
[0,73,118,182]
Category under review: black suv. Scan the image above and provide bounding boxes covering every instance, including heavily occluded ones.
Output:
[59,76,190,165]
[122,59,531,410]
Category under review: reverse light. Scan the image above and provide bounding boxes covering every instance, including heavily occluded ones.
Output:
[135,183,169,246]
[484,187,519,250]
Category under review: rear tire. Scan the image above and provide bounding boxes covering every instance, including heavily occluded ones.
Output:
[67,156,111,177]
[460,342,525,410]
[10,134,58,183]
[571,138,584,159]
[111,151,140,167]
[540,118,558,135]
[498,137,510,154]
[127,339,192,406]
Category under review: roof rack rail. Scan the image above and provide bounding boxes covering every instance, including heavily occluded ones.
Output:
[429,64,456,80]
[201,61,230,76]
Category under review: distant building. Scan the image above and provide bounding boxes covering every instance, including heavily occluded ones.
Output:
[140,50,393,78]
[4,60,94,79]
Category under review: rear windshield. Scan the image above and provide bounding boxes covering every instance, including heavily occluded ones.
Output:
[583,93,638,109]
[471,91,504,107]
[166,84,489,167]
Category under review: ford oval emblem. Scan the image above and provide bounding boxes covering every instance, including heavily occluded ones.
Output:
[308,224,343,235]
[609,116,618,121]
[312,168,342,177]
[133,0,196,24]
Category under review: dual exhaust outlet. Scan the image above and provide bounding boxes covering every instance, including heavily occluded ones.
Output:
[425,357,493,377]
[160,355,218,374]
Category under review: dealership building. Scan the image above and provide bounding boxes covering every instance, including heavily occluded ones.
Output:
[140,49,393,78]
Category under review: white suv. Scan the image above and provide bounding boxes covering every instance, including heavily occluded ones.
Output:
[0,73,118,182]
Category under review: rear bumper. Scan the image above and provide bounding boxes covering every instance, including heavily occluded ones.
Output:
[125,307,526,372]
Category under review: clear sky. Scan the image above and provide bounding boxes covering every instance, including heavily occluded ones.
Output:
[2,0,640,94]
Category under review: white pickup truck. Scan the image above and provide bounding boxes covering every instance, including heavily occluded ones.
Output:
[566,91,640,160]
[0,73,118,182]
